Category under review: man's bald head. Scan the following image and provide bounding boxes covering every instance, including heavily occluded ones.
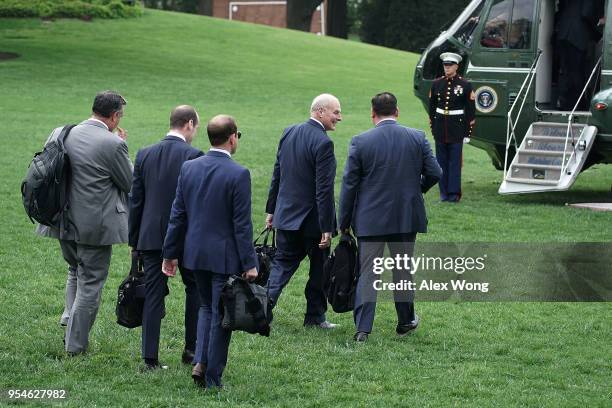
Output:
[310,93,342,131]
[310,94,339,114]
[207,114,238,146]
[170,105,199,129]
[169,105,199,144]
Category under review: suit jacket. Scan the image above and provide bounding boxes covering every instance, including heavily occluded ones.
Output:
[162,151,257,275]
[265,119,336,235]
[338,120,441,237]
[37,119,133,245]
[128,135,203,251]
[556,0,604,51]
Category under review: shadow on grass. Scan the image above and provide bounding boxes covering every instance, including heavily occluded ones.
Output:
[499,188,612,206]
[0,52,19,61]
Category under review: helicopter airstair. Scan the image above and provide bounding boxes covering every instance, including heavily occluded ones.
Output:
[498,51,601,195]
[498,122,597,194]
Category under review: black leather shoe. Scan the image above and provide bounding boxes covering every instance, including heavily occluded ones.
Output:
[353,331,368,342]
[304,321,338,329]
[396,315,420,336]
[192,363,206,388]
[182,349,195,365]
[142,360,169,371]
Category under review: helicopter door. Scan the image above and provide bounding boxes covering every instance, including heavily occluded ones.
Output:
[535,0,555,107]
[468,0,537,119]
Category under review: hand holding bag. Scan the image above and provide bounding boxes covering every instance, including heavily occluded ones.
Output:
[253,227,276,286]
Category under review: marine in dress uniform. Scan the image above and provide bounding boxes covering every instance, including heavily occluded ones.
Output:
[428,52,476,202]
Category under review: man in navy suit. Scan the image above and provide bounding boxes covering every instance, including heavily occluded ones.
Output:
[162,114,257,388]
[129,105,203,370]
[265,94,341,329]
[339,92,441,342]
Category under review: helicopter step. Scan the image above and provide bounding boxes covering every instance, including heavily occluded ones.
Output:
[499,122,598,194]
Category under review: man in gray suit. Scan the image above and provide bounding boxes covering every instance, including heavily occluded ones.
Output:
[38,91,133,354]
[338,92,441,342]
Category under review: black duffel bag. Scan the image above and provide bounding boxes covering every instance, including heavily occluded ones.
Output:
[116,253,146,328]
[323,233,359,313]
[220,276,271,337]
[253,227,276,286]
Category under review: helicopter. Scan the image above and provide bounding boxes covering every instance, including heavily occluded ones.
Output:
[413,0,612,194]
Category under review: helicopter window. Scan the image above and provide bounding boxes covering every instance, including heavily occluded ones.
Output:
[481,0,511,48]
[508,0,533,49]
[453,2,485,47]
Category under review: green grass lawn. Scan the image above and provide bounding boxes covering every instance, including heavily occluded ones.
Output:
[0,9,611,407]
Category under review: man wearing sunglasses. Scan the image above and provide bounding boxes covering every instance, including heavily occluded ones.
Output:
[428,52,476,203]
[162,114,257,389]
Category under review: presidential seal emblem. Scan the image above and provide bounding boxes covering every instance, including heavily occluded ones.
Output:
[475,86,498,113]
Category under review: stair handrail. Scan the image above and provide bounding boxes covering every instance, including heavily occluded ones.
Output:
[504,49,543,180]
[561,56,602,176]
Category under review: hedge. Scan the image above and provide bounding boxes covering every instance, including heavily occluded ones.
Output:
[0,0,142,19]
[358,0,470,53]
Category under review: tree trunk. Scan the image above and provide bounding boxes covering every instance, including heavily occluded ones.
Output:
[326,0,347,38]
[197,0,212,15]
[287,0,321,31]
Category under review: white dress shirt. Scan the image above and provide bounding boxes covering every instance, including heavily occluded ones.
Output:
[89,118,109,130]
[167,131,186,142]
[209,147,231,157]
[310,117,325,129]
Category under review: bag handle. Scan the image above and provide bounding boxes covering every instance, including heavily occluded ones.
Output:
[339,231,356,247]
[129,252,143,277]
[263,228,275,247]
[254,227,275,247]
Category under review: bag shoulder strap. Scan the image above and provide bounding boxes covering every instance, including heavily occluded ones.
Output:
[57,124,76,230]
[57,124,76,145]
[222,278,237,329]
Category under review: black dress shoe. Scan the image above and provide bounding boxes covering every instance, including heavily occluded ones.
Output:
[396,314,420,336]
[353,331,368,342]
[192,363,206,388]
[143,359,168,371]
[182,349,195,365]
[304,321,338,329]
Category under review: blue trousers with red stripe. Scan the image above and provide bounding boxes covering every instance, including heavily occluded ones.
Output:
[435,142,463,202]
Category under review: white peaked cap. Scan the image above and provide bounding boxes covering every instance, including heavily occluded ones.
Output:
[440,52,462,64]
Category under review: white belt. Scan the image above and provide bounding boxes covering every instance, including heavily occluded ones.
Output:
[436,108,464,115]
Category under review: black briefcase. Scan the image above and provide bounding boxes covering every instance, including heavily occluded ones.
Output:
[323,233,359,313]
[220,276,271,337]
[253,227,276,286]
[116,253,147,328]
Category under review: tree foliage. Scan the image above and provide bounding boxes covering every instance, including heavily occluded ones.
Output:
[358,0,470,52]
[326,0,348,38]
[286,0,321,32]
